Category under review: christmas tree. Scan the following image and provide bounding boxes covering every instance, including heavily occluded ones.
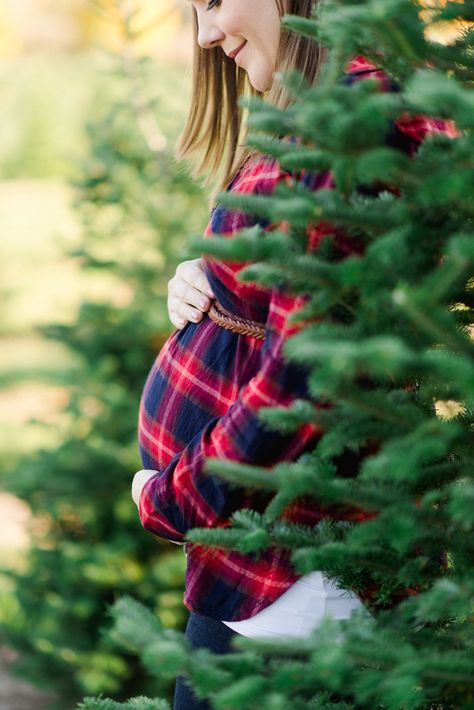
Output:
[81,0,473,707]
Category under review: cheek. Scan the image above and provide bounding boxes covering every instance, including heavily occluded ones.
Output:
[268,7,282,55]
[250,3,281,62]
[219,9,248,39]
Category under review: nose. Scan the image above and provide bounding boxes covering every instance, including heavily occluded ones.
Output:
[196,10,225,50]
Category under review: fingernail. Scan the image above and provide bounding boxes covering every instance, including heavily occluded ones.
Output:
[199,299,207,309]
[207,289,215,298]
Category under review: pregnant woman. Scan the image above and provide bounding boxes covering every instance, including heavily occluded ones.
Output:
[131,1,456,708]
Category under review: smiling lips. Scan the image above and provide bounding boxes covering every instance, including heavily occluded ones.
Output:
[227,41,247,60]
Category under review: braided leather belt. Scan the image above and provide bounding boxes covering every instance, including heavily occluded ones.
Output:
[207,300,266,340]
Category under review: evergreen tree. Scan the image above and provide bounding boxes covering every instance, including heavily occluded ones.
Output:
[80,0,474,708]
[0,14,207,708]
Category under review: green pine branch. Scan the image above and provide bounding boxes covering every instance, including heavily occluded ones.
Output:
[79,697,169,710]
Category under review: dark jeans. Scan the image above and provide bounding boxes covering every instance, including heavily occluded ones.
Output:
[173,612,238,710]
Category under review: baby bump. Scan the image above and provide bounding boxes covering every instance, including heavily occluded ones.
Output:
[138,317,263,471]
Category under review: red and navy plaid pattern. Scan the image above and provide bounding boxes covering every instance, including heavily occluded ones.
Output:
[137,56,458,622]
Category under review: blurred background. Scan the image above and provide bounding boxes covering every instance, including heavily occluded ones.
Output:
[0,1,463,708]
[0,1,210,707]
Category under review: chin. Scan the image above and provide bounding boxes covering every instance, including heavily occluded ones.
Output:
[246,64,273,93]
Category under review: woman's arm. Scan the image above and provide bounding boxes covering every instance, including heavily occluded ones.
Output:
[132,260,213,511]
[138,284,320,543]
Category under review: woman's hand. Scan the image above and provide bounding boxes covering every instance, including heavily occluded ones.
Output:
[132,469,186,547]
[167,258,215,330]
[132,469,157,507]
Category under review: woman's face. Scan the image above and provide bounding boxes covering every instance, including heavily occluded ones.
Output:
[191,0,282,92]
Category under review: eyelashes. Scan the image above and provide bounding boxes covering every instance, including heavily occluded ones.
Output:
[206,0,222,10]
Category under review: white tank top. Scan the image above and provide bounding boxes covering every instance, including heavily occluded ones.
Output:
[222,571,367,639]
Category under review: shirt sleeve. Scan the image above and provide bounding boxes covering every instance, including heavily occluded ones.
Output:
[139,282,321,542]
[138,65,458,543]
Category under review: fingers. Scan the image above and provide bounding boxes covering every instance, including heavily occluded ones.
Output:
[168,296,208,329]
[169,281,213,311]
[177,258,215,299]
[168,258,215,330]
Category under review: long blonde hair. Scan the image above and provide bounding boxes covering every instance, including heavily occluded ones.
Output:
[176,0,326,191]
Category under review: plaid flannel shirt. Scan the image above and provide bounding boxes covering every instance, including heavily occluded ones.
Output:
[138,56,458,622]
